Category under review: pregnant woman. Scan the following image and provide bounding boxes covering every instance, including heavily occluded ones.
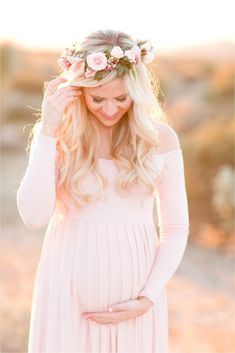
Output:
[17,29,190,353]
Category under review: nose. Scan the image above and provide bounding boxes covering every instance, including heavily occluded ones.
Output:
[101,101,118,116]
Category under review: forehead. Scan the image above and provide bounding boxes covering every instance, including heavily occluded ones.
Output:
[83,77,127,97]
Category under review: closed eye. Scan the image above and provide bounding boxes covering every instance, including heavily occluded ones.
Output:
[92,98,104,103]
[92,96,128,103]
[117,97,127,102]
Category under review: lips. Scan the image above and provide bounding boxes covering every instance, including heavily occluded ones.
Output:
[100,112,119,120]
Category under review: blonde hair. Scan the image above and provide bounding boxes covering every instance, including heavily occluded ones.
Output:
[29,29,169,210]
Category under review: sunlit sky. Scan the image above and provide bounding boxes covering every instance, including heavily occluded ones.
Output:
[1,0,234,53]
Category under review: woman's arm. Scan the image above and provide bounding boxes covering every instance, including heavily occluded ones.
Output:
[138,123,190,305]
[16,124,59,229]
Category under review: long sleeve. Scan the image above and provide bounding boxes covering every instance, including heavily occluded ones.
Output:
[138,147,190,305]
[16,125,59,229]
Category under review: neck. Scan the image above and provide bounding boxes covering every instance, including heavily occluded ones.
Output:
[97,124,113,158]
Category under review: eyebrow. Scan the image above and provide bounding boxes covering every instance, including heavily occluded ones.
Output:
[90,93,128,99]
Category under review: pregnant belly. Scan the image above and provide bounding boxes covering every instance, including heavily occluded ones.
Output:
[69,220,157,313]
[41,218,157,312]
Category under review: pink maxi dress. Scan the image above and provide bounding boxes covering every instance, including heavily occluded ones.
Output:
[17,123,189,353]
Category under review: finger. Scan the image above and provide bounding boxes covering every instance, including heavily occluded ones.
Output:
[56,92,82,107]
[44,77,67,96]
[85,311,127,321]
[56,94,81,111]
[94,319,115,325]
[82,309,116,317]
[56,89,82,101]
[86,315,115,324]
[54,86,82,100]
[91,315,127,325]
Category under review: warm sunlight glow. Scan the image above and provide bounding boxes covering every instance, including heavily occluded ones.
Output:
[1,0,234,53]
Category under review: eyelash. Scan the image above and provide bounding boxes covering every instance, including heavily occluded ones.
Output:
[92,97,127,103]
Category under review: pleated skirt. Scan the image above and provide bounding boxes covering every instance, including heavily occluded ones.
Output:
[28,214,168,353]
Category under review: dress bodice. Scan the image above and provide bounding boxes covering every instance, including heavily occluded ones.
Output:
[54,154,167,224]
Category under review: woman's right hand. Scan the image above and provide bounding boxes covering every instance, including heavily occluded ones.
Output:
[41,77,82,135]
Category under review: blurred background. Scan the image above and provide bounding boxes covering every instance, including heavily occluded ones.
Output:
[1,0,234,352]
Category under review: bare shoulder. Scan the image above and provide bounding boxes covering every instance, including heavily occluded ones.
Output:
[154,121,181,154]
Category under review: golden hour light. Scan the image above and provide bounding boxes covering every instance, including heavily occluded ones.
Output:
[1,2,234,353]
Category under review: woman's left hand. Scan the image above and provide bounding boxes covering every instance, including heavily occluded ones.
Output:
[82,296,153,325]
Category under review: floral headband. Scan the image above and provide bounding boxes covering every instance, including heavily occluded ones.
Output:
[57,40,155,81]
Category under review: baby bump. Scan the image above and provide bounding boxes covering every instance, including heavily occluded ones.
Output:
[71,220,157,313]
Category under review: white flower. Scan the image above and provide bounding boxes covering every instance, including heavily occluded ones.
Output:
[86,52,107,71]
[110,46,124,58]
[142,50,155,64]
[140,41,153,51]
[124,49,135,61]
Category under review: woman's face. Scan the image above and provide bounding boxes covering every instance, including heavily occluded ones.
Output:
[83,77,133,127]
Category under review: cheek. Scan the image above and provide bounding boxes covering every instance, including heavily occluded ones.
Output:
[121,100,132,112]
[84,97,99,112]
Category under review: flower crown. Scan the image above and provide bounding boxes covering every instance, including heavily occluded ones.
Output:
[57,40,155,82]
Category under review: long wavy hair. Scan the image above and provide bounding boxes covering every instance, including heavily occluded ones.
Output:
[28,29,169,210]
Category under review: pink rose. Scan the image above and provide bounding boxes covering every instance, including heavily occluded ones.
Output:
[86,52,107,71]
[57,57,71,70]
[84,67,97,78]
[124,45,141,64]
[61,48,75,64]
[70,58,85,77]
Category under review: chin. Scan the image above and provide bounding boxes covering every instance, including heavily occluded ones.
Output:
[99,119,120,127]
[98,111,127,126]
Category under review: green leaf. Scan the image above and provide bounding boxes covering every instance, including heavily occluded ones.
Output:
[104,48,111,59]
[94,71,104,81]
